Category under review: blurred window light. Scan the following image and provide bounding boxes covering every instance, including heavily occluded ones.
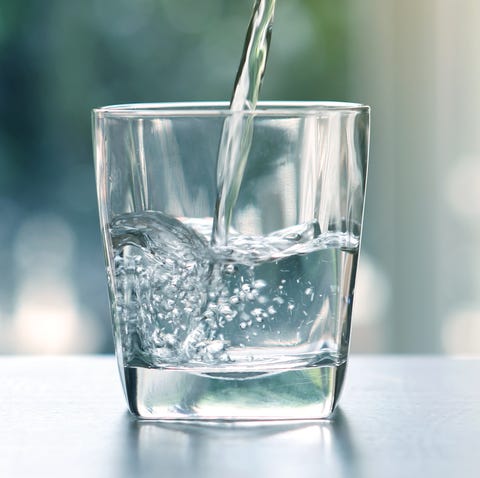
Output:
[354,253,390,325]
[10,213,104,354]
[13,213,74,272]
[443,307,480,355]
[351,253,390,352]
[445,154,480,224]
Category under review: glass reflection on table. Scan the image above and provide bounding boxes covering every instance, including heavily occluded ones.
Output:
[120,410,360,478]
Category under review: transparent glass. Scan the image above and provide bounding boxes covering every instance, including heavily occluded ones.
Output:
[93,101,369,420]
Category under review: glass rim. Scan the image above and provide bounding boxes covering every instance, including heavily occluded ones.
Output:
[93,101,370,118]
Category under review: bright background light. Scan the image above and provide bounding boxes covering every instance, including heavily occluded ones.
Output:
[1,0,479,355]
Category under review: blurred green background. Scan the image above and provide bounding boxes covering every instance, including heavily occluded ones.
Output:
[1,0,479,355]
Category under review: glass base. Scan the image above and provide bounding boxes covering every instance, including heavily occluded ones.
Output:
[122,362,347,420]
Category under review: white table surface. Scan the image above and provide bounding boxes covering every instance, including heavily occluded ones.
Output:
[1,355,479,478]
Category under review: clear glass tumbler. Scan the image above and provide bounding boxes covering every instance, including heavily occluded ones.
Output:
[93,101,369,420]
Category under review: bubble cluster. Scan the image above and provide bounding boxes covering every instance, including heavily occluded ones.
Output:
[110,212,358,368]
[112,212,213,364]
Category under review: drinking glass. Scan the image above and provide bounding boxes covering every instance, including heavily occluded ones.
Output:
[92,101,370,420]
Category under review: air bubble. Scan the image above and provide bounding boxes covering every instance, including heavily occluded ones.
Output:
[203,309,215,320]
[164,334,177,347]
[254,279,267,289]
[219,304,233,315]
[206,340,227,355]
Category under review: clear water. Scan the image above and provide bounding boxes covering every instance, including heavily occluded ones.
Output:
[111,211,357,419]
[111,212,358,372]
[123,362,346,420]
